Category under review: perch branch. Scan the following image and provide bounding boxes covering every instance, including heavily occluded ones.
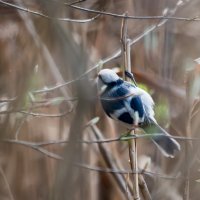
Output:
[0,0,101,23]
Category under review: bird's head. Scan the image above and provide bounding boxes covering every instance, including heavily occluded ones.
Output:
[97,69,121,94]
[98,69,120,84]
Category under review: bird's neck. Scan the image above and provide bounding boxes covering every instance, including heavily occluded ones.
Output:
[108,79,123,87]
[100,79,123,95]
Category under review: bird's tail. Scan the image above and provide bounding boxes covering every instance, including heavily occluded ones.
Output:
[143,120,181,158]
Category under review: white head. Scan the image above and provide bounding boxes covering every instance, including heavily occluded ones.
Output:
[98,69,120,84]
[97,69,121,94]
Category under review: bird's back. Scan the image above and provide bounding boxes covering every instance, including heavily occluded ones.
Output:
[100,81,145,127]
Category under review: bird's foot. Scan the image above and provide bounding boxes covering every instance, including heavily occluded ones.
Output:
[119,130,136,141]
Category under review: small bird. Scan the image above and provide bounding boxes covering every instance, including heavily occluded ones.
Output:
[97,69,180,158]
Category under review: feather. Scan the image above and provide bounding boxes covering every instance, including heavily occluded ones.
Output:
[143,119,181,158]
[97,69,181,158]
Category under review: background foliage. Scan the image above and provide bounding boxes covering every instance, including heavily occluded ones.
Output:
[0,0,200,199]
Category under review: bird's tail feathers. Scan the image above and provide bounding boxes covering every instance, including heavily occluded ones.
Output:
[144,119,181,158]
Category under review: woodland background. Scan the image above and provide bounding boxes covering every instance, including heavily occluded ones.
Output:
[0,0,200,199]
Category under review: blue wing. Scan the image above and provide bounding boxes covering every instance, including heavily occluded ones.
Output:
[100,82,144,125]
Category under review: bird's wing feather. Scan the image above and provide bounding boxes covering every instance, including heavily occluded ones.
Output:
[101,82,132,116]
[137,87,155,121]
[101,82,143,125]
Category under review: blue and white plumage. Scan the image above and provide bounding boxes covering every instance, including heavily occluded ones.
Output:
[97,69,180,158]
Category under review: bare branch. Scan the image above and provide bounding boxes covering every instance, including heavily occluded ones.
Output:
[0,138,184,181]
[69,0,86,5]
[3,133,199,149]
[90,124,133,198]
[0,0,101,23]
[19,109,73,117]
[32,79,79,94]
[31,0,187,98]
[0,107,73,118]
[0,167,15,200]
[0,97,17,103]
[76,163,181,180]
[1,139,63,160]
[65,1,200,22]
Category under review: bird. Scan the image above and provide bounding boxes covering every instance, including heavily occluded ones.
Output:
[97,68,180,158]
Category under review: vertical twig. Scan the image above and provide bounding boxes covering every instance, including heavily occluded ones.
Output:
[183,69,193,200]
[138,175,152,200]
[120,12,128,80]
[0,166,15,200]
[121,12,140,200]
[128,38,152,200]
[128,131,140,200]
[90,124,133,199]
[126,42,140,200]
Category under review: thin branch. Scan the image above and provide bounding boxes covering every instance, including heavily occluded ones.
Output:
[15,109,31,140]
[133,69,185,100]
[31,0,187,97]
[19,109,72,117]
[122,12,141,198]
[0,0,100,23]
[0,166,15,200]
[43,0,194,22]
[1,139,63,160]
[0,139,197,182]
[3,133,199,149]
[0,138,184,181]
[128,132,140,200]
[90,124,133,198]
[120,12,128,80]
[76,163,181,180]
[69,0,86,5]
[90,124,153,199]
[0,108,73,117]
[30,97,78,104]
[32,79,79,94]
[0,97,17,103]
[66,1,200,21]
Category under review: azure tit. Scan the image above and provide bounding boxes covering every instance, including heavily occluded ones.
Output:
[97,69,180,158]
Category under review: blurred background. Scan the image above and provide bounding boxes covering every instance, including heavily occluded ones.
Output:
[0,0,200,199]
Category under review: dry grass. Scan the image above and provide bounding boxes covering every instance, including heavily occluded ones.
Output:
[0,0,200,199]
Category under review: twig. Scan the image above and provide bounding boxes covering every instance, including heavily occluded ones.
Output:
[67,2,200,21]
[0,138,194,182]
[121,14,136,199]
[0,0,101,23]
[0,97,17,103]
[15,110,31,140]
[0,166,15,200]
[69,0,86,5]
[3,133,199,149]
[30,97,78,104]
[91,125,151,200]
[120,12,128,80]
[183,66,193,200]
[31,0,187,97]
[132,69,185,100]
[121,13,141,199]
[183,145,190,200]
[1,139,63,160]
[19,109,72,117]
[0,107,73,117]
[90,124,133,199]
[32,79,79,94]
[76,163,181,180]
[128,132,140,200]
